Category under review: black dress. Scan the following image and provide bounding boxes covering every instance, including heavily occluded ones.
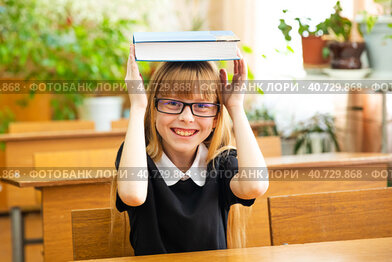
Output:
[115,142,255,256]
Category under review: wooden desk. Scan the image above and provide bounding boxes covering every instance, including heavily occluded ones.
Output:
[246,152,392,247]
[75,237,392,262]
[0,129,125,211]
[1,152,391,262]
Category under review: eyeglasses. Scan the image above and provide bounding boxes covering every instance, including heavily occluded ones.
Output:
[155,98,220,117]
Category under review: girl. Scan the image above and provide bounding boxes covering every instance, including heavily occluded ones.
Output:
[112,44,268,256]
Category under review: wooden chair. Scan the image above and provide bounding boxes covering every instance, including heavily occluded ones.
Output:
[2,120,96,261]
[8,120,95,133]
[229,136,281,248]
[34,148,119,261]
[34,148,118,168]
[268,187,392,246]
[256,136,282,157]
[111,118,129,129]
[71,208,133,260]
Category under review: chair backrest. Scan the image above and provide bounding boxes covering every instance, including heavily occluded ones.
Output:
[8,120,95,133]
[34,148,118,167]
[228,136,281,248]
[111,118,129,129]
[256,136,281,157]
[231,136,281,158]
[268,187,392,245]
[71,207,133,260]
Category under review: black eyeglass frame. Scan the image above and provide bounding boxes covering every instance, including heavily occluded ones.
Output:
[154,98,220,118]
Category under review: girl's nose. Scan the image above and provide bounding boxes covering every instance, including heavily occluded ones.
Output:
[178,105,194,122]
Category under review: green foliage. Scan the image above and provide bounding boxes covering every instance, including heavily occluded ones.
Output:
[323,1,352,42]
[0,0,142,119]
[361,12,378,34]
[278,11,329,42]
[322,46,330,59]
[290,113,340,154]
[278,19,293,41]
[357,2,392,38]
[278,1,352,43]
[246,106,278,136]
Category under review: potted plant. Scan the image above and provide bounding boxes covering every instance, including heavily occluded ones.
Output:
[278,10,330,67]
[356,0,392,77]
[288,113,340,155]
[246,106,279,137]
[0,0,151,131]
[324,1,366,69]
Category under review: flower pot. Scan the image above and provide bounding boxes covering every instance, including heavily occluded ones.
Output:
[301,36,329,67]
[284,133,337,155]
[281,138,296,155]
[328,41,366,69]
[357,15,392,77]
[77,96,124,131]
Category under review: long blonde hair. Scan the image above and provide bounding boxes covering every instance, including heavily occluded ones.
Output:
[110,61,251,253]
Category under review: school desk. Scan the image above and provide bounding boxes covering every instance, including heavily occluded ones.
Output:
[0,128,278,212]
[74,237,392,262]
[1,152,391,262]
[0,129,125,212]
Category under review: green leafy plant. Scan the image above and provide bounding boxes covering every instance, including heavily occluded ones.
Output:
[278,11,329,42]
[323,1,352,42]
[357,0,392,38]
[277,9,330,57]
[246,107,278,136]
[278,1,353,43]
[0,0,144,120]
[290,113,340,154]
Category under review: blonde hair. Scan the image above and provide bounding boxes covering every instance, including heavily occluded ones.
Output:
[110,61,251,253]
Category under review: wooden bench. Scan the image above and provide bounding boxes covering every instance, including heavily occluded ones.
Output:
[268,187,392,245]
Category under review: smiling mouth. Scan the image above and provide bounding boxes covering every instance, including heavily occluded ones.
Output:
[171,128,199,137]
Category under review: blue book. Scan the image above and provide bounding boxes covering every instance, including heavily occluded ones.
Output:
[133,31,240,62]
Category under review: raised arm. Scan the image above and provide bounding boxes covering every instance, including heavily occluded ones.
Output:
[219,49,269,199]
[117,44,148,206]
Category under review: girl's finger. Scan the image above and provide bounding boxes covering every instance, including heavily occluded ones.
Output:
[241,58,248,78]
[234,59,238,75]
[219,69,228,88]
[129,45,136,60]
[128,45,139,72]
[239,58,244,76]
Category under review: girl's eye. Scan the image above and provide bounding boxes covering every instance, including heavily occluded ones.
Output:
[165,100,182,107]
[195,103,211,109]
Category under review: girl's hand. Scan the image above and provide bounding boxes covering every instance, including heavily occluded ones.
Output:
[126,44,148,110]
[219,47,248,112]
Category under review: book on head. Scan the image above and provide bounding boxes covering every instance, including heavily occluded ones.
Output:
[133,31,240,62]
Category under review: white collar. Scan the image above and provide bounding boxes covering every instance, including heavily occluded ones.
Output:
[154,143,208,187]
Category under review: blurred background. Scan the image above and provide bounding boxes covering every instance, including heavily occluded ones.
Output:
[0,0,391,156]
[0,1,392,261]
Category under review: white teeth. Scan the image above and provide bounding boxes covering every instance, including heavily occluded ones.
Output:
[174,129,196,136]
